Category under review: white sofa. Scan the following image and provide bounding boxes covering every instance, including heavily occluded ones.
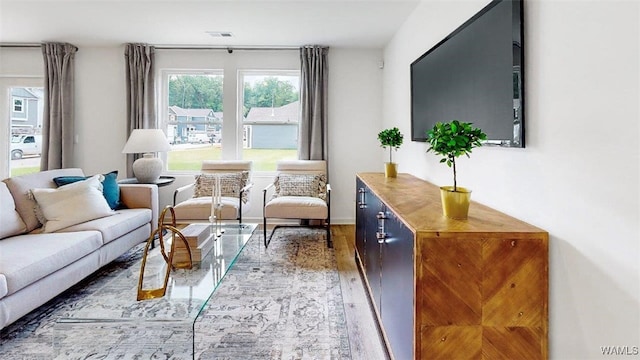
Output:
[0,168,158,330]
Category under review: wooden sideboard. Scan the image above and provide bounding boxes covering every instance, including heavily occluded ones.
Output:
[355,173,548,360]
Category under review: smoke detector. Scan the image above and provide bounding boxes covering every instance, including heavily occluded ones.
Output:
[206,31,233,38]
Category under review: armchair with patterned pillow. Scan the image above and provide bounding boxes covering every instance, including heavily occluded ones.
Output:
[262,160,331,248]
[171,160,253,224]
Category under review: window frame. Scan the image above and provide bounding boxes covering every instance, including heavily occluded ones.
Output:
[159,68,301,175]
[159,69,224,173]
[237,69,301,172]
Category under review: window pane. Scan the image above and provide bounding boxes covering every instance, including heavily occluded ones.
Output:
[13,98,24,112]
[165,73,223,171]
[9,88,43,176]
[242,74,299,171]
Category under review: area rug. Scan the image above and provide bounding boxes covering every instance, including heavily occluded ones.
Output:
[0,228,351,359]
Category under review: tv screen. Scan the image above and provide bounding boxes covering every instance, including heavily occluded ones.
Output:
[410,0,524,147]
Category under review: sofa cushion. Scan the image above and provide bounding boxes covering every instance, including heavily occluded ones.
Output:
[53,170,121,210]
[3,168,85,232]
[0,274,7,300]
[265,196,328,219]
[172,196,239,221]
[59,208,151,245]
[0,231,102,296]
[0,182,26,240]
[30,175,115,233]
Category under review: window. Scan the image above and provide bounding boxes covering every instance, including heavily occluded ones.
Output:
[162,71,224,171]
[13,97,24,112]
[240,71,300,171]
[4,86,44,177]
[160,67,301,173]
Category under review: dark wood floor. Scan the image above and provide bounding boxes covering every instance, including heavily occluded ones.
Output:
[331,225,388,360]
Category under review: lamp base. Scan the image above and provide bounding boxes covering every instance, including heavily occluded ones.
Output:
[132,153,163,183]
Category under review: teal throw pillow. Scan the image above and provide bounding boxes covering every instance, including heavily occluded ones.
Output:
[53,171,121,210]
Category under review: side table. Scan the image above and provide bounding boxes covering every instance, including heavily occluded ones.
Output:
[118,176,176,248]
[118,176,176,187]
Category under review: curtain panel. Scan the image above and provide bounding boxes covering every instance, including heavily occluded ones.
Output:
[124,43,156,177]
[299,46,329,164]
[41,42,77,170]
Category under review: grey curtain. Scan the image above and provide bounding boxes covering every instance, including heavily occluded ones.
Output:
[124,43,156,177]
[41,42,77,170]
[299,46,329,162]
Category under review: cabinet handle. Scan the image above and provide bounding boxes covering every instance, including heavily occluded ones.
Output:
[376,211,387,243]
[358,188,366,209]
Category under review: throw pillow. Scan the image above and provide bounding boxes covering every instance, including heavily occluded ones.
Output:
[53,170,120,209]
[274,173,327,200]
[0,182,27,240]
[30,175,115,233]
[193,171,250,203]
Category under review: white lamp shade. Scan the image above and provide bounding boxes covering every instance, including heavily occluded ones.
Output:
[122,129,171,183]
[122,129,171,154]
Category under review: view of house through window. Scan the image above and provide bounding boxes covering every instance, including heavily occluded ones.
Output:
[241,72,299,171]
[163,70,300,172]
[9,87,43,177]
[165,72,224,171]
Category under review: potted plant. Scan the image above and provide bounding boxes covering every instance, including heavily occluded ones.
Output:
[426,120,486,219]
[377,127,404,178]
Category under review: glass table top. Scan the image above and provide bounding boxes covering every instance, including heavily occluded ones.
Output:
[56,223,256,324]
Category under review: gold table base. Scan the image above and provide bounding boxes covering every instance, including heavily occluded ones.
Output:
[137,206,193,301]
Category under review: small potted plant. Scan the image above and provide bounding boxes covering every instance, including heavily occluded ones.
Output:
[426,120,486,219]
[377,127,404,178]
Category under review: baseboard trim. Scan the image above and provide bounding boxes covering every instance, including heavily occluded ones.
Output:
[242,217,354,225]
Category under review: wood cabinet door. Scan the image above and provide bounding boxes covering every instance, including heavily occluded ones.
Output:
[380,210,414,360]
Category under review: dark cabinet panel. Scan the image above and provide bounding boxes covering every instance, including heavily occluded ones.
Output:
[364,191,383,311]
[355,179,366,268]
[355,182,414,360]
[381,210,414,360]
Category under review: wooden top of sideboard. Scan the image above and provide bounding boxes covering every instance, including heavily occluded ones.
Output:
[357,172,547,236]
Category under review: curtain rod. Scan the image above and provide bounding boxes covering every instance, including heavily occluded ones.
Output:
[1,43,79,51]
[153,45,300,51]
[0,43,41,48]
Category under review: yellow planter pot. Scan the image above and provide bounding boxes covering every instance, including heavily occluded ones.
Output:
[440,186,472,219]
[384,162,398,178]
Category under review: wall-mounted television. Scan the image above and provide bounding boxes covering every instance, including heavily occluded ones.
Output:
[410,0,524,147]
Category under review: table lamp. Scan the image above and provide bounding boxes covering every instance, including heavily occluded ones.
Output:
[122,129,171,183]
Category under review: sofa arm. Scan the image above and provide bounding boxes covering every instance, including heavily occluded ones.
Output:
[120,184,158,233]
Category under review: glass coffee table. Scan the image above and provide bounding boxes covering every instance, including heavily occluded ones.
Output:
[53,223,256,359]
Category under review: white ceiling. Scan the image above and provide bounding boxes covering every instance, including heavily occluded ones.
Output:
[0,0,420,48]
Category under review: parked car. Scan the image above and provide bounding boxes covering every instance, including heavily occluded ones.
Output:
[11,135,42,160]
[188,133,210,144]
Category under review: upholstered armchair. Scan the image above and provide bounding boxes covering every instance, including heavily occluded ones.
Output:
[262,160,331,248]
[171,160,253,224]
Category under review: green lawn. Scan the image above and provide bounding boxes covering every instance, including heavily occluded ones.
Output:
[168,146,297,171]
[10,166,40,177]
[8,148,296,177]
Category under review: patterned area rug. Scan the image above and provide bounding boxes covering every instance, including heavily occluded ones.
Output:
[0,228,350,359]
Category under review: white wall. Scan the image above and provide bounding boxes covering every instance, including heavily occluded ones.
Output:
[383,0,640,358]
[328,48,384,222]
[74,46,128,176]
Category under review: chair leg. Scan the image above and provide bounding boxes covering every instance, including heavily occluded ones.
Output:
[263,217,268,248]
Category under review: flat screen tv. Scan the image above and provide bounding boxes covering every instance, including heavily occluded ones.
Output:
[410,0,524,147]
